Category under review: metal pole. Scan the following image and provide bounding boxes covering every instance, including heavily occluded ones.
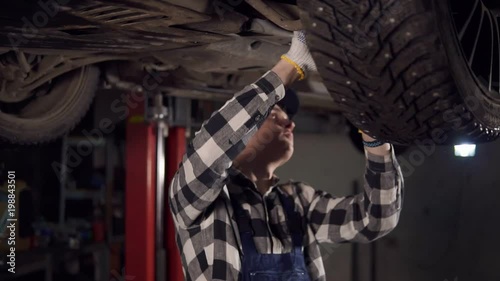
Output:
[154,93,167,281]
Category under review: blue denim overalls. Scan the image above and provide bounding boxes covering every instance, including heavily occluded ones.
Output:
[230,192,312,281]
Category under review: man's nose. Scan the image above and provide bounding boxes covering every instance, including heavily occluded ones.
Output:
[286,120,295,131]
[274,110,295,130]
[280,116,295,131]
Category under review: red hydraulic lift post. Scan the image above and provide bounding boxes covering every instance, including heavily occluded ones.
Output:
[165,98,188,281]
[125,95,156,281]
[166,128,186,281]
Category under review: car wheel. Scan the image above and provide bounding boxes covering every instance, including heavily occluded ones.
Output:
[0,66,100,144]
[298,0,500,145]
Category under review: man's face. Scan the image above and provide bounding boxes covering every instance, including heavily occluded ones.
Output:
[245,105,296,165]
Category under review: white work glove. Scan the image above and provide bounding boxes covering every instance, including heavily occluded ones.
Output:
[282,31,318,80]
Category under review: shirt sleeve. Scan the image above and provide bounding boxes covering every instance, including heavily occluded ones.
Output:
[298,146,404,243]
[168,71,285,228]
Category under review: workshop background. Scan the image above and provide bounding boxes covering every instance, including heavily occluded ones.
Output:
[1,0,500,280]
[1,84,499,281]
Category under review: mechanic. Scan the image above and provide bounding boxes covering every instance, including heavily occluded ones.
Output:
[168,31,404,281]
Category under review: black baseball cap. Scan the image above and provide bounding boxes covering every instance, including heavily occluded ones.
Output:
[277,88,300,120]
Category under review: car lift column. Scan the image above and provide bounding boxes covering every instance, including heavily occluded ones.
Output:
[166,127,185,281]
[165,98,189,281]
[125,94,156,281]
[125,93,187,281]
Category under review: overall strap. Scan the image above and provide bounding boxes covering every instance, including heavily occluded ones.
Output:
[278,192,303,250]
[229,195,258,254]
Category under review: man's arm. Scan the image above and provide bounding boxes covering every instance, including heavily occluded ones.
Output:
[168,71,287,228]
[168,32,311,229]
[298,145,404,243]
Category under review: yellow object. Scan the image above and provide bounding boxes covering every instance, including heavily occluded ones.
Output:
[129,115,145,124]
[358,129,363,134]
[281,55,305,81]
[0,180,31,252]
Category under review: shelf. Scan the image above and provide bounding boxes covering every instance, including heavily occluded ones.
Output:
[65,189,102,200]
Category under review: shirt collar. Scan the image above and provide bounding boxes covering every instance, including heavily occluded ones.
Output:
[228,166,280,194]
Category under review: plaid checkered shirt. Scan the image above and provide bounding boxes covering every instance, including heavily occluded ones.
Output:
[168,71,404,281]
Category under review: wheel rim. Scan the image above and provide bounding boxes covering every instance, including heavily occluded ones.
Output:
[449,0,500,98]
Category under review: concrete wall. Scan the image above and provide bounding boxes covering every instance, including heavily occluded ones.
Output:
[278,133,500,281]
[377,139,500,281]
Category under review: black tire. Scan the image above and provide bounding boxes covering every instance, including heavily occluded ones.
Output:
[0,66,100,144]
[298,0,500,145]
[348,121,409,155]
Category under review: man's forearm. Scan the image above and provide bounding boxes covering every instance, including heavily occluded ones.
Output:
[271,59,301,87]
[168,71,286,228]
[362,133,392,156]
